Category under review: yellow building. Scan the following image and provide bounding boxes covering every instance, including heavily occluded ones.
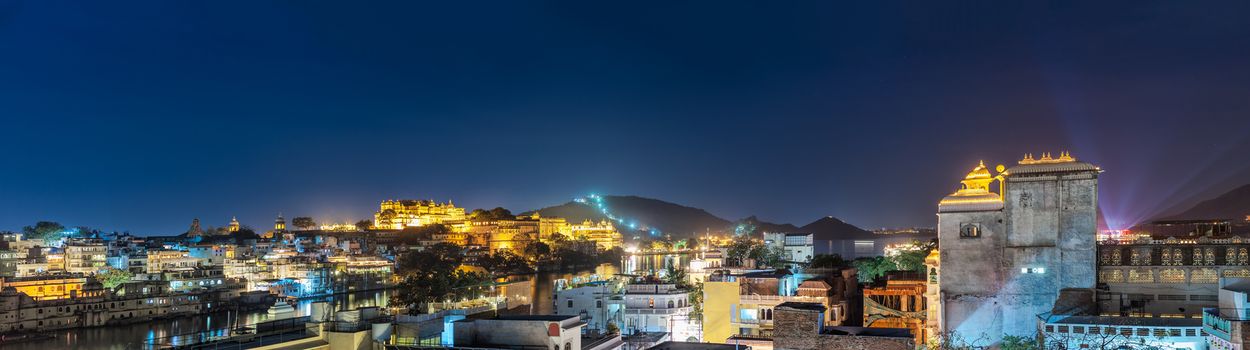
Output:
[571,219,622,249]
[488,219,540,252]
[702,280,741,343]
[146,250,199,273]
[533,213,572,241]
[373,199,467,230]
[3,277,88,300]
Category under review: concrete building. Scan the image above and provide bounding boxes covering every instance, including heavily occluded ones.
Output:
[452,315,588,350]
[936,153,1100,344]
[621,283,694,341]
[1096,235,1250,318]
[763,233,814,264]
[64,239,107,275]
[1203,279,1250,350]
[701,271,836,343]
[771,302,914,350]
[555,281,624,332]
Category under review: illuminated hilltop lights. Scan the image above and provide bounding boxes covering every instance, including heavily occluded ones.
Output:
[574,194,661,236]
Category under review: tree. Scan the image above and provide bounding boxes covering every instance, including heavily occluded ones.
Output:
[1000,335,1039,350]
[726,236,756,266]
[97,267,134,289]
[605,322,620,335]
[233,226,261,241]
[392,269,488,315]
[810,254,847,268]
[888,239,935,275]
[523,241,552,262]
[488,207,513,219]
[397,243,465,273]
[291,217,317,230]
[22,221,65,245]
[470,207,515,221]
[391,243,490,314]
[852,256,894,283]
[687,281,704,324]
[355,219,373,231]
[662,263,691,289]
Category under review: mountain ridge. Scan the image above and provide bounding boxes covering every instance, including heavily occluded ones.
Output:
[524,195,879,240]
[1161,183,1250,221]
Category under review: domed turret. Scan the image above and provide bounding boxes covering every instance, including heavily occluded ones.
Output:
[938,161,1004,212]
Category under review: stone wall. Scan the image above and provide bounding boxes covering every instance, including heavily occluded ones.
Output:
[773,305,913,350]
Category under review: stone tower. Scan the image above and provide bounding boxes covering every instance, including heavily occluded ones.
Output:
[187,218,204,237]
[935,152,1099,345]
[274,214,287,233]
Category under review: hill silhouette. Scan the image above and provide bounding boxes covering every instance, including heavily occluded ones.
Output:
[526,195,731,237]
[800,216,876,240]
[1164,183,1250,220]
[526,195,881,240]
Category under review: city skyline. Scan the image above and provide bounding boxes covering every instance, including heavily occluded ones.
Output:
[4,2,1250,235]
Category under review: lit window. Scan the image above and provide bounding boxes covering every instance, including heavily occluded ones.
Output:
[959,224,980,238]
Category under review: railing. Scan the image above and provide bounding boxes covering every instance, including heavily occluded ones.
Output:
[142,316,311,349]
[738,294,825,303]
[326,316,393,332]
[1205,307,1250,321]
[623,306,691,315]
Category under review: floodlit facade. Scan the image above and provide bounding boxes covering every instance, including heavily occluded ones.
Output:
[936,152,1100,345]
[373,199,467,229]
[571,219,624,250]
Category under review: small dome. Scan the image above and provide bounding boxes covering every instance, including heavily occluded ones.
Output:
[964,161,992,180]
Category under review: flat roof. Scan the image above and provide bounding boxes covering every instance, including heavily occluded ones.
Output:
[776,302,825,312]
[1046,316,1201,328]
[493,315,578,322]
[646,341,747,350]
[823,326,912,338]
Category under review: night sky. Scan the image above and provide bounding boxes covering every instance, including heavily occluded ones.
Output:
[2,1,1249,235]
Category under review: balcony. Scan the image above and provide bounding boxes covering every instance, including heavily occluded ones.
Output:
[738,294,826,304]
[623,306,691,315]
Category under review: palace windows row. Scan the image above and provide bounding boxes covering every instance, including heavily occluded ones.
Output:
[1098,268,1225,284]
[1100,246,1249,266]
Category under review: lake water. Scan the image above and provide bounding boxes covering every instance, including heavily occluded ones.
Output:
[6,253,690,349]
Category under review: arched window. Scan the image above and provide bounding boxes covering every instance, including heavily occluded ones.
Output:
[566,343,572,350]
[667,300,674,308]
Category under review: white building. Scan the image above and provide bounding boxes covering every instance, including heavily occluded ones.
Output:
[622,283,696,341]
[452,315,625,350]
[763,233,814,264]
[64,239,107,275]
[556,281,623,332]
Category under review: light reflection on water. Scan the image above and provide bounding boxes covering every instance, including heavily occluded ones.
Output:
[5,290,393,350]
[6,254,689,350]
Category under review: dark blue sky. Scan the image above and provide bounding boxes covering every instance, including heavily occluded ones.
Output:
[2,1,1249,234]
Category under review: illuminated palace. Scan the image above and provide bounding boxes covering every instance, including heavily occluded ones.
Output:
[373,199,467,230]
[1097,235,1250,318]
[935,152,1100,345]
[371,200,623,251]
